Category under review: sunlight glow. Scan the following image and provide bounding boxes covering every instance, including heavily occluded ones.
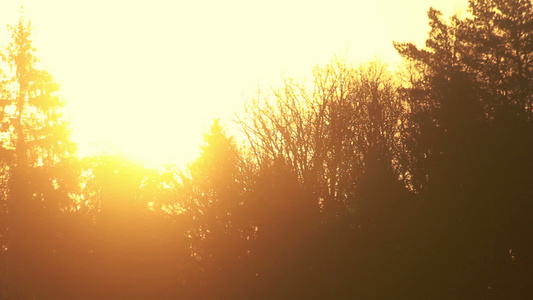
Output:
[0,0,466,168]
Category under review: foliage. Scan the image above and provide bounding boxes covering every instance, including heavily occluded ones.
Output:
[393,0,533,296]
[0,17,79,299]
[1,1,533,298]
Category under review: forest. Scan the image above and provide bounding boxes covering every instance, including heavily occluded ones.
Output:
[1,0,532,298]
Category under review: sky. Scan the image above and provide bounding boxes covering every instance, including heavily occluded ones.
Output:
[0,0,467,167]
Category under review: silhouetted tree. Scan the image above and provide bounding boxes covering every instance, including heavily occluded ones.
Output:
[177,119,253,298]
[244,157,325,299]
[0,1,530,298]
[238,58,411,298]
[457,0,533,117]
[394,0,533,296]
[239,59,404,218]
[0,17,78,299]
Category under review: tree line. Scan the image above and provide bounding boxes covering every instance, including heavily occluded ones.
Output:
[1,0,532,298]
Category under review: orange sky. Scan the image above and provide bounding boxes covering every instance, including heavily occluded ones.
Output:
[0,0,467,167]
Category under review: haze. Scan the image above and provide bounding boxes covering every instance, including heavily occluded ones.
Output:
[0,0,466,167]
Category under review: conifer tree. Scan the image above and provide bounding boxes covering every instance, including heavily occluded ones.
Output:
[0,17,77,299]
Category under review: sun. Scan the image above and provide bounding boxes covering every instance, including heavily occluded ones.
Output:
[5,0,467,170]
[65,96,207,168]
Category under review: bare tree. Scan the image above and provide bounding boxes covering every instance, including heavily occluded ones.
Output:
[238,58,404,217]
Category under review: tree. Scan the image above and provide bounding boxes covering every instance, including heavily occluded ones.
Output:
[178,119,252,298]
[239,58,404,219]
[394,1,533,296]
[0,17,77,299]
[238,58,410,298]
[457,0,533,116]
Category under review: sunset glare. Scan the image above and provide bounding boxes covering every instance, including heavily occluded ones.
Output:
[2,0,532,298]
[0,0,466,167]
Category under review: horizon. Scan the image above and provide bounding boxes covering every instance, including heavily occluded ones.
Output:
[1,0,532,298]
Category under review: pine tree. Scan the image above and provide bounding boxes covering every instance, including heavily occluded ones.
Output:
[394,0,533,296]
[0,16,77,299]
[180,119,250,298]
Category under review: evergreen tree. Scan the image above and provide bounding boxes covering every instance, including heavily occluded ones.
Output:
[0,17,77,299]
[180,119,251,298]
[394,0,533,296]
